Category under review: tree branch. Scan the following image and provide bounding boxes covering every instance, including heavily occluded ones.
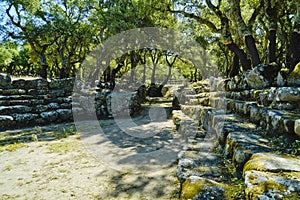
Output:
[248,0,264,28]
[166,6,220,33]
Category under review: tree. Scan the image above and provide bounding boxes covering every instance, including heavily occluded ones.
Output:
[165,0,300,78]
[0,40,18,72]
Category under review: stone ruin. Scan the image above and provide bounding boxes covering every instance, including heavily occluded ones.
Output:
[0,73,146,131]
[172,64,300,199]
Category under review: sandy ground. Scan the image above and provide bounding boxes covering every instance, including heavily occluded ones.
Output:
[0,106,180,200]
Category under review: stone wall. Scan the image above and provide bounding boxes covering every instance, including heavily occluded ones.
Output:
[0,74,145,131]
[172,65,300,199]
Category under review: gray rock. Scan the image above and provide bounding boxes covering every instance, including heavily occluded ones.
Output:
[2,89,26,95]
[40,111,58,122]
[245,67,269,89]
[287,62,300,86]
[47,103,59,110]
[275,87,300,102]
[244,153,300,199]
[224,131,272,171]
[48,79,61,89]
[36,79,48,90]
[0,115,13,121]
[178,158,196,168]
[244,170,300,200]
[0,115,14,130]
[295,119,300,137]
[0,105,31,115]
[0,73,11,88]
[35,105,48,112]
[56,109,72,120]
[244,153,300,172]
[181,176,227,200]
[13,113,38,122]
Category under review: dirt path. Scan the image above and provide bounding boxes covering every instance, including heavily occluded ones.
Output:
[0,101,180,200]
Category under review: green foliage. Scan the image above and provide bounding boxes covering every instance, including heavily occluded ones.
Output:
[291,140,300,155]
[1,0,299,79]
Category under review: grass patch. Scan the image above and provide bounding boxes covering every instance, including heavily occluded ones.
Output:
[59,169,69,173]
[6,142,28,152]
[5,164,12,171]
[48,141,80,154]
[51,126,78,140]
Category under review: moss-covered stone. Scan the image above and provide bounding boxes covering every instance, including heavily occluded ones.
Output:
[244,170,300,200]
[243,153,300,173]
[295,119,300,137]
[287,62,300,86]
[243,153,300,199]
[181,175,247,200]
[181,176,226,199]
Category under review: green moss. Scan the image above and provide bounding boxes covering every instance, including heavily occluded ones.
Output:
[289,62,300,79]
[243,155,273,172]
[223,181,246,199]
[181,177,246,200]
[181,178,209,199]
[253,90,262,99]
[246,170,300,199]
[247,178,299,199]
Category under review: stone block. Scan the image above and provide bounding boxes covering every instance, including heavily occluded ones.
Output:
[0,115,14,130]
[244,153,300,199]
[2,89,26,95]
[224,132,272,171]
[275,87,300,102]
[287,62,300,86]
[295,119,300,137]
[0,73,11,88]
[56,109,72,121]
[181,176,227,200]
[40,111,58,122]
[0,105,31,115]
[12,113,38,122]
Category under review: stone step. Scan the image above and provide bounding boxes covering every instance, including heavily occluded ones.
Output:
[224,131,274,175]
[226,98,300,137]
[0,123,76,145]
[243,153,300,199]
[172,110,205,140]
[180,105,202,121]
[180,175,249,200]
[227,86,300,105]
[0,115,15,131]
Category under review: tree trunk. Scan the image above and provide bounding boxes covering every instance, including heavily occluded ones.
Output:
[151,64,157,84]
[226,42,251,71]
[230,54,240,77]
[40,53,48,79]
[193,69,197,82]
[227,0,261,68]
[290,31,300,71]
[104,65,111,82]
[290,3,300,71]
[59,50,67,78]
[268,29,277,63]
[142,63,146,84]
[110,56,125,89]
[245,35,261,66]
[130,51,137,83]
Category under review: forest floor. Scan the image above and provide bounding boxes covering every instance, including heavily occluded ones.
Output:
[0,98,180,200]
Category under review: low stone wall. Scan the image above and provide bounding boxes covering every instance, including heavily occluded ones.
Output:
[0,74,146,131]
